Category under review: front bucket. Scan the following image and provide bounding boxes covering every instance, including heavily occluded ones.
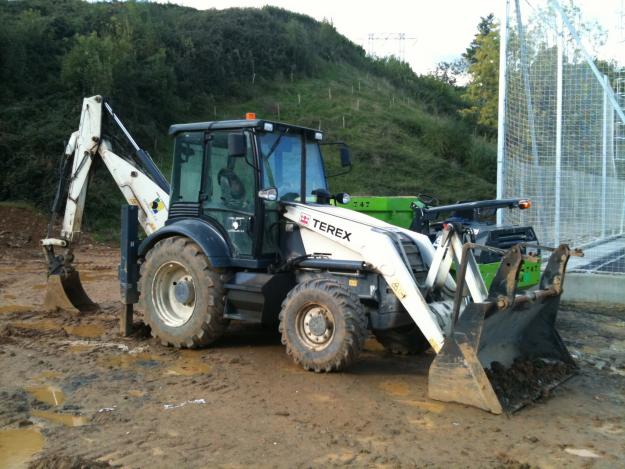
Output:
[428,245,577,414]
[44,271,99,313]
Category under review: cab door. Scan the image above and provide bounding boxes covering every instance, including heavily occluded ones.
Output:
[201,130,256,257]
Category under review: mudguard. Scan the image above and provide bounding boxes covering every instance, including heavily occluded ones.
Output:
[138,218,232,267]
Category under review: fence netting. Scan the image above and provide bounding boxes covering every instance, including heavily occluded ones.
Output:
[500,0,625,274]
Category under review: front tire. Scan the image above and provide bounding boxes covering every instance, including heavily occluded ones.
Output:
[279,278,367,372]
[139,236,229,348]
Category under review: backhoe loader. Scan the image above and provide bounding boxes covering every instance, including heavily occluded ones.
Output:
[42,96,580,414]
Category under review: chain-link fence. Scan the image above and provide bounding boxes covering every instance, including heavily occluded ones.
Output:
[498,0,625,274]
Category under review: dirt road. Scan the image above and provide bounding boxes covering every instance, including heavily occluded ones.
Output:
[1,206,624,468]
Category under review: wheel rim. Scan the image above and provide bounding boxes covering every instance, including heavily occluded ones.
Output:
[151,261,196,327]
[296,302,335,351]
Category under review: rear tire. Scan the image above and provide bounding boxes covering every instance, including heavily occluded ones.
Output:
[279,278,367,372]
[139,236,229,348]
[373,325,431,355]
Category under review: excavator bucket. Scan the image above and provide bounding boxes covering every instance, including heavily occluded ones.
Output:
[44,271,99,314]
[428,244,578,414]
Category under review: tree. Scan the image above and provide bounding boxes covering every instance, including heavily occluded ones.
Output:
[463,14,496,66]
[431,58,466,86]
[461,15,499,128]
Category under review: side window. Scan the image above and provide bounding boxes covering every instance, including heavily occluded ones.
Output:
[260,134,302,201]
[171,132,203,202]
[203,132,255,212]
[305,142,327,201]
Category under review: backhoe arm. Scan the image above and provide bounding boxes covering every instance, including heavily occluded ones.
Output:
[42,95,170,312]
[42,96,170,254]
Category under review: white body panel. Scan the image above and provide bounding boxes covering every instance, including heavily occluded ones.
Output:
[283,202,488,352]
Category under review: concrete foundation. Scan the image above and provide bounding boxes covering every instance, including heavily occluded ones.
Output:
[562,272,625,309]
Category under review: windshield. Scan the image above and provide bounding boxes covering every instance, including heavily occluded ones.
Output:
[258,131,327,202]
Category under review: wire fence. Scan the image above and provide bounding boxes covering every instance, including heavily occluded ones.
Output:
[499,0,625,274]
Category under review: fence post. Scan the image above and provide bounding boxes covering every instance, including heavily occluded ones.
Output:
[496,0,509,226]
[602,74,608,238]
[554,13,564,246]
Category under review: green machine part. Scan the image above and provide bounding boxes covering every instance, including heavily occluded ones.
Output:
[343,196,541,290]
[343,196,422,229]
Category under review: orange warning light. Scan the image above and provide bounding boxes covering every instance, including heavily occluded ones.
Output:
[519,199,532,209]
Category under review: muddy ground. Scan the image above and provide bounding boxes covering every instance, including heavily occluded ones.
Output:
[1,206,625,468]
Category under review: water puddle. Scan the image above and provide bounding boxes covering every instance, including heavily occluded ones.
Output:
[99,352,164,370]
[9,320,104,338]
[98,350,211,377]
[68,343,96,353]
[31,409,87,427]
[65,323,105,338]
[165,350,211,376]
[10,319,62,333]
[26,385,65,406]
[0,305,32,314]
[0,428,45,469]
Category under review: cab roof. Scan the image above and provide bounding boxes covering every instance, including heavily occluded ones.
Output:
[168,119,321,137]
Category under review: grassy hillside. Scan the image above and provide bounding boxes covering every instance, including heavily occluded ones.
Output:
[0,0,495,237]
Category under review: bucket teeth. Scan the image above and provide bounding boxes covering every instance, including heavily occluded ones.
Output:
[428,244,577,414]
[44,271,99,314]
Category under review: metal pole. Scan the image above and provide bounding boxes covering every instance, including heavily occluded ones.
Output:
[602,74,608,238]
[496,0,509,226]
[554,13,563,246]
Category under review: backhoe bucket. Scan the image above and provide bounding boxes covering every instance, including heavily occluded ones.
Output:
[44,271,99,314]
[428,245,577,414]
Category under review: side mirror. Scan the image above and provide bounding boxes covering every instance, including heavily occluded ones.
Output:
[258,187,278,201]
[228,133,247,157]
[334,192,351,205]
[339,146,352,167]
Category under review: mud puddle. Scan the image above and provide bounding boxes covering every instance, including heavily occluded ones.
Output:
[9,319,105,338]
[98,349,211,377]
[0,305,33,314]
[31,410,88,427]
[26,385,65,406]
[0,428,45,469]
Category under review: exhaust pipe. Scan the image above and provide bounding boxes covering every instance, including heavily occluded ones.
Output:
[428,244,580,414]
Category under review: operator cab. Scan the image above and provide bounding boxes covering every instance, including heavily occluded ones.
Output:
[167,119,346,264]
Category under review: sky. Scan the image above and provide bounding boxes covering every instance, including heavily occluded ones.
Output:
[153,0,625,74]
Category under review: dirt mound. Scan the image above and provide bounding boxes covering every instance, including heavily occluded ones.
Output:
[0,203,49,249]
[486,359,577,412]
[29,455,116,469]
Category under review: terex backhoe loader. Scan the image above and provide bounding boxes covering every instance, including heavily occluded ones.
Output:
[42,96,580,414]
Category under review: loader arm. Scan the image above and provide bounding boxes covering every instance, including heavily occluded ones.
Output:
[42,95,170,312]
[282,203,487,352]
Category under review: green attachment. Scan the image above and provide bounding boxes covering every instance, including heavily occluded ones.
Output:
[469,259,541,290]
[339,196,421,229]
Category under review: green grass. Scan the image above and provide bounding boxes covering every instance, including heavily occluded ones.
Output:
[180,64,496,203]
